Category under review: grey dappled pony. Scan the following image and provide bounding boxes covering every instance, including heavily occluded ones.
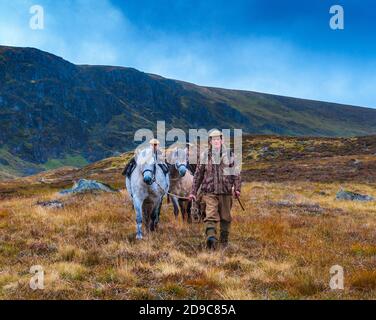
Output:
[125,148,170,239]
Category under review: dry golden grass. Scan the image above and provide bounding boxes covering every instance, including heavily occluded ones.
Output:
[0,181,375,300]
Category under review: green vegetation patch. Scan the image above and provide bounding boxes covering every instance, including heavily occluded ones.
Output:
[43,155,89,170]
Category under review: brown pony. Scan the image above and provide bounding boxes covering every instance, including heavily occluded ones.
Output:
[167,146,194,222]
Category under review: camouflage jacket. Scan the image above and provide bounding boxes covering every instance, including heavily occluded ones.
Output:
[191,148,241,196]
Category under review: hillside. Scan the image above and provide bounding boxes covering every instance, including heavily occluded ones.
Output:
[1,46,376,179]
[1,135,375,199]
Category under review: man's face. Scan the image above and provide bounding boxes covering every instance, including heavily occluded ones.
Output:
[211,136,222,150]
[152,144,159,151]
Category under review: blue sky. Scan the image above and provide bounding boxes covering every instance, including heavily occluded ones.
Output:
[1,0,375,107]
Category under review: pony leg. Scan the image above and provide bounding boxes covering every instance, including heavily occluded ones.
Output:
[178,199,186,222]
[143,206,151,234]
[156,199,163,226]
[150,209,156,232]
[172,197,179,219]
[133,198,143,239]
[187,201,192,224]
[151,198,163,231]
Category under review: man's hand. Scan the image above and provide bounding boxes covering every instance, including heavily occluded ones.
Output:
[189,194,197,202]
[234,190,241,198]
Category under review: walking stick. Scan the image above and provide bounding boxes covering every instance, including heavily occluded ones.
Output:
[235,194,245,211]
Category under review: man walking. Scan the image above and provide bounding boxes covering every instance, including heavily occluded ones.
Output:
[189,130,241,250]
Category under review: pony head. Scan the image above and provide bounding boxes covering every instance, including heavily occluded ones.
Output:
[135,148,157,185]
[168,147,188,177]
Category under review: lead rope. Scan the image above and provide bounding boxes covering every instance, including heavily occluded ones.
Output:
[190,200,201,223]
[153,179,190,200]
[153,179,202,223]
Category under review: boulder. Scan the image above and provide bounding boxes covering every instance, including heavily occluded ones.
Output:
[336,189,374,202]
[59,179,117,195]
[268,200,324,215]
[36,200,64,208]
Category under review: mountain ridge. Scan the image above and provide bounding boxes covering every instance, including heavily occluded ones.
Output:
[1,45,376,178]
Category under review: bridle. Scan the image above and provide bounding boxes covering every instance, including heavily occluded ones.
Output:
[142,163,156,185]
[175,163,187,171]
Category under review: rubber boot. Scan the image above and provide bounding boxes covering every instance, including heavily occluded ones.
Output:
[205,221,218,250]
[220,221,231,248]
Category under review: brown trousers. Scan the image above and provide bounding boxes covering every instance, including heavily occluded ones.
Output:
[202,194,233,223]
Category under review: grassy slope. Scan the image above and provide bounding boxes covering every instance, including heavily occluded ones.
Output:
[206,87,376,136]
[0,182,375,299]
[0,149,41,180]
[43,155,88,171]
[1,135,376,196]
[0,150,88,181]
